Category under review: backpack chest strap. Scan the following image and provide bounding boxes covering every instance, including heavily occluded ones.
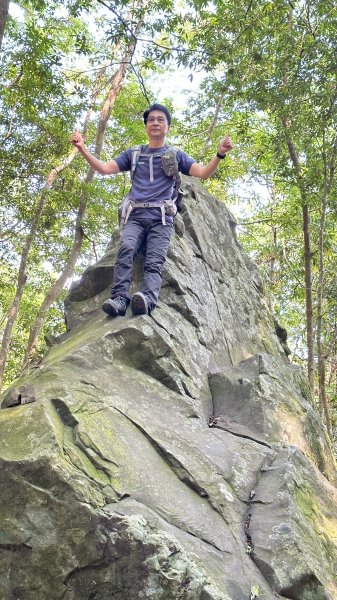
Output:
[135,152,163,183]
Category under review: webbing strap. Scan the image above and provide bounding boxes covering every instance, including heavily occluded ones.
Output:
[130,146,142,180]
[149,155,154,182]
[123,201,134,225]
[122,200,170,226]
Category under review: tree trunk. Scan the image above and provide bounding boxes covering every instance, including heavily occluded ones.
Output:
[0,66,108,391]
[21,43,136,372]
[0,0,9,48]
[200,92,225,157]
[268,185,277,311]
[302,203,315,390]
[316,133,337,438]
[47,64,108,188]
[282,117,315,390]
[0,192,47,391]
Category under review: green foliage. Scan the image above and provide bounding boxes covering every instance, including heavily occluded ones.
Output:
[0,3,116,384]
[1,0,181,387]
[173,0,337,429]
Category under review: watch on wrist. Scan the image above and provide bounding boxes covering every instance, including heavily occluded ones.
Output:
[216,152,226,159]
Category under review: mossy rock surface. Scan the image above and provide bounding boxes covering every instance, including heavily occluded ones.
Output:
[1,178,336,600]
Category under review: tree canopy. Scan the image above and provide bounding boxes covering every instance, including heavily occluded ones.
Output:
[1,0,337,441]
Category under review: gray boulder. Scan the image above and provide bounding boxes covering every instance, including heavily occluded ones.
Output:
[1,176,336,600]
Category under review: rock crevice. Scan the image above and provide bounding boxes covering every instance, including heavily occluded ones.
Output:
[1,177,336,600]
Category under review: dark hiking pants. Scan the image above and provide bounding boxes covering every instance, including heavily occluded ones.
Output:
[111,215,173,311]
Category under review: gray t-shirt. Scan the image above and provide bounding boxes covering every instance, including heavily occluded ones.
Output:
[115,144,195,219]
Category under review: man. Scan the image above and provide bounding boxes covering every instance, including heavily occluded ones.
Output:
[71,103,233,317]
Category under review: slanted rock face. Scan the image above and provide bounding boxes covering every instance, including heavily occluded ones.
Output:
[1,177,336,600]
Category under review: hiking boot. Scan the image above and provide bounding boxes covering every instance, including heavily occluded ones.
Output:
[131,292,148,316]
[102,296,129,317]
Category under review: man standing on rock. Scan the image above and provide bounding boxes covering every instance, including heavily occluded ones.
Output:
[71,103,233,317]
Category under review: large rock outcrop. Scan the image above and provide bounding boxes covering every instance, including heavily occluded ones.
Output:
[1,177,336,600]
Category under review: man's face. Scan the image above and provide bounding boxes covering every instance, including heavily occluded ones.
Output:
[145,110,169,139]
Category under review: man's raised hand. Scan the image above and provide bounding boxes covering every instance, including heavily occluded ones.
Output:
[70,131,84,149]
[218,135,233,156]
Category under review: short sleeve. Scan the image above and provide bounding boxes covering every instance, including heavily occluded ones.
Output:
[177,150,196,176]
[114,149,132,172]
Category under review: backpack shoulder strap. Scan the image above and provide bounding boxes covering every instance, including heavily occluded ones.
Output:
[166,145,181,160]
[166,145,179,153]
[130,144,143,180]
